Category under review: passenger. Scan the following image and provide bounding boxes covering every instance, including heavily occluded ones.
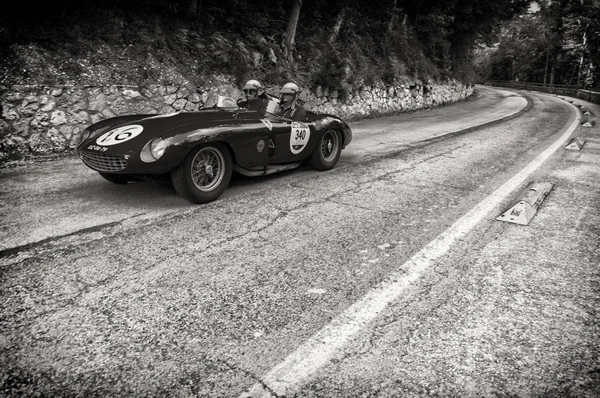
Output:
[237,80,270,109]
[279,82,307,122]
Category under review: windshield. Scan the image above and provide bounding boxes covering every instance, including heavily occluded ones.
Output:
[264,97,282,116]
[216,96,238,109]
[211,95,282,118]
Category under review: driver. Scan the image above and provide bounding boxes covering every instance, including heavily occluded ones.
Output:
[237,79,270,109]
[279,82,307,122]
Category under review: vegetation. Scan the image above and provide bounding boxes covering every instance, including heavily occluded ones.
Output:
[476,0,600,89]
[1,0,530,93]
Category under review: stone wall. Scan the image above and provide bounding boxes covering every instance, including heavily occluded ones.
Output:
[0,77,473,162]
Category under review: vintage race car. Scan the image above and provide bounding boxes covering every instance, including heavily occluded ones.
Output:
[76,96,352,203]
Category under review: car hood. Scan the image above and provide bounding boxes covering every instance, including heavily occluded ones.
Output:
[79,108,266,150]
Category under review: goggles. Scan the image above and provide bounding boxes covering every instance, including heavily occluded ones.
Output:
[243,89,258,94]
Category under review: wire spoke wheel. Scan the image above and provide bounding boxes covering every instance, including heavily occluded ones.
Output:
[171,143,233,204]
[190,147,225,192]
[310,129,342,171]
[321,130,340,163]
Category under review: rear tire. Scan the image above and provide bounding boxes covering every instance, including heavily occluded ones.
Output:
[170,143,233,204]
[310,129,342,171]
[99,173,137,184]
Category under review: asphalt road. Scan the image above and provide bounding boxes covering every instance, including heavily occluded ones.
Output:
[1,86,598,397]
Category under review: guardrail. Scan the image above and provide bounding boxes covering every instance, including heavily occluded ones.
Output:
[484,81,600,104]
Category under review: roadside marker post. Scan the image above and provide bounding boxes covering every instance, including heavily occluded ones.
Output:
[564,137,586,151]
[496,182,554,225]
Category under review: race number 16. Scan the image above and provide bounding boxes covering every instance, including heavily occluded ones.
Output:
[96,125,144,146]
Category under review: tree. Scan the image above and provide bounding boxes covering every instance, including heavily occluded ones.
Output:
[187,0,202,21]
[284,0,303,65]
[328,7,346,43]
[479,0,600,88]
[446,0,531,79]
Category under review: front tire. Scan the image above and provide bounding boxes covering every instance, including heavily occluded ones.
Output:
[170,144,233,204]
[310,129,342,171]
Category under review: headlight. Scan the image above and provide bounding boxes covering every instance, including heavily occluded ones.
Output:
[150,138,167,159]
[78,128,92,145]
[141,138,169,163]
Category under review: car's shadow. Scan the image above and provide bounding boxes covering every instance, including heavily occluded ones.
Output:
[74,165,314,208]
[76,155,354,208]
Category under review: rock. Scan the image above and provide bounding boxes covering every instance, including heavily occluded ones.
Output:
[2,106,20,121]
[128,101,155,114]
[11,118,31,137]
[0,135,28,161]
[172,98,187,110]
[266,48,277,64]
[316,86,323,98]
[20,100,39,117]
[31,112,50,131]
[157,86,168,96]
[69,128,82,148]
[46,128,67,151]
[67,111,90,125]
[67,95,88,112]
[122,89,141,99]
[6,92,24,102]
[60,125,75,141]
[160,105,175,114]
[90,113,104,124]
[29,133,53,154]
[188,93,202,103]
[40,100,56,112]
[88,93,108,112]
[184,101,196,111]
[50,110,67,125]
[252,51,262,67]
[102,108,116,118]
[102,86,118,96]
[109,97,129,115]
[177,87,190,99]
[164,93,178,105]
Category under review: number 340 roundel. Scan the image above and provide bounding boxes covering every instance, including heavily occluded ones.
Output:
[96,125,144,146]
[290,122,311,154]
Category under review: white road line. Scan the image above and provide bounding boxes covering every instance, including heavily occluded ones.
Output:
[240,99,581,398]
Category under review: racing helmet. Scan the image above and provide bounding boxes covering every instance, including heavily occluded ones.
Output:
[243,79,264,99]
[280,82,300,95]
[280,82,300,107]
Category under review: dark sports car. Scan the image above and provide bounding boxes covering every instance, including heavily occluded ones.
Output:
[77,96,352,203]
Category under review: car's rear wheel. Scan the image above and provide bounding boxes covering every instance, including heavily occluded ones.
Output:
[170,143,233,204]
[99,173,137,184]
[310,129,342,170]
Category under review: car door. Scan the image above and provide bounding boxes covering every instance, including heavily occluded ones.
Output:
[264,115,316,163]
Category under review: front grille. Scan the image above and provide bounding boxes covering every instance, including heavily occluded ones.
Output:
[80,151,128,172]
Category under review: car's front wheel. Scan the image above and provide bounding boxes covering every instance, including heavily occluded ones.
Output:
[310,129,342,171]
[170,143,233,204]
[99,173,137,184]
